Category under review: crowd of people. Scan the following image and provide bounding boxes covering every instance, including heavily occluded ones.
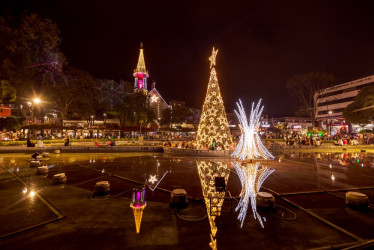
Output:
[163,138,235,150]
[277,133,365,147]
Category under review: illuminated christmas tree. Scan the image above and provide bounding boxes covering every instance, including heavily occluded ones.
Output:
[196,48,232,150]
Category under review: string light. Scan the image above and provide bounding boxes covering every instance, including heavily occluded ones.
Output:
[196,48,232,150]
[232,162,274,228]
[148,175,157,184]
[150,95,159,103]
[197,161,230,250]
[209,47,218,68]
[231,99,274,160]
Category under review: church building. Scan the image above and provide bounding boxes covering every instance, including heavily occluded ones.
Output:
[133,43,170,121]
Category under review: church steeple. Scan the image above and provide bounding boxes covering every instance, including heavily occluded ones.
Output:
[133,42,149,93]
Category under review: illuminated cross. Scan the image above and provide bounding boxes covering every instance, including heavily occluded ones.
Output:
[148,175,158,184]
[150,95,159,103]
[209,47,218,68]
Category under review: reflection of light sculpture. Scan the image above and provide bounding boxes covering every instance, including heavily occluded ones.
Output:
[231,99,274,160]
[232,162,274,228]
[130,187,146,234]
[148,175,157,184]
[197,161,230,250]
[148,171,169,192]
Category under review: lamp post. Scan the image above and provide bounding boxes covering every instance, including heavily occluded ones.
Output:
[91,115,95,138]
[27,102,33,138]
[103,113,107,139]
[328,111,332,136]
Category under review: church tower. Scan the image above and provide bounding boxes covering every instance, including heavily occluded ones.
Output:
[133,42,149,93]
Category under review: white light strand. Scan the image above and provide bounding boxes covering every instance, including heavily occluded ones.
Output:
[232,162,274,228]
[231,99,274,160]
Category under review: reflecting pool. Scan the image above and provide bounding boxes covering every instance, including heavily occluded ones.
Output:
[1,152,374,249]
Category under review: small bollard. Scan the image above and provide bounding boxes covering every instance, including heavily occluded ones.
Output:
[54,149,61,154]
[170,189,188,209]
[94,181,110,195]
[42,152,50,157]
[30,160,41,167]
[257,192,275,209]
[361,149,366,153]
[345,191,369,209]
[53,173,66,184]
[36,166,49,175]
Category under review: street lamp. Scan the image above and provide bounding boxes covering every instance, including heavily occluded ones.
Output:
[103,113,107,139]
[328,111,332,135]
[27,102,33,138]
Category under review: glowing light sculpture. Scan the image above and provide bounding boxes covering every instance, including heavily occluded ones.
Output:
[231,99,274,160]
[130,187,146,234]
[196,47,232,150]
[232,162,274,228]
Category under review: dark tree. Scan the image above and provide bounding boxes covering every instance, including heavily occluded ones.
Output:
[160,107,172,126]
[99,79,125,110]
[0,80,16,103]
[0,117,22,131]
[287,72,336,126]
[49,67,100,125]
[343,86,374,125]
[0,13,66,99]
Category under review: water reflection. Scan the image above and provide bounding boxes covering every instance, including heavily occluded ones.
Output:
[232,162,274,228]
[281,152,374,169]
[196,161,230,250]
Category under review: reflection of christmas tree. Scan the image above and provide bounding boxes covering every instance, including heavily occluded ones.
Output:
[197,161,230,250]
[196,48,232,150]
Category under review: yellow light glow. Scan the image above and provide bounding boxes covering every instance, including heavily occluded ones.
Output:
[29,191,36,197]
[23,187,28,194]
[209,47,218,69]
[150,95,159,103]
[130,203,146,234]
[33,98,41,104]
[196,49,232,150]
[197,161,230,249]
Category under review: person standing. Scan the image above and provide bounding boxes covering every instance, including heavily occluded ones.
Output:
[64,135,70,146]
[211,139,217,150]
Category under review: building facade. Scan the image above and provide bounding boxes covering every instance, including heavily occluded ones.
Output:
[315,75,374,134]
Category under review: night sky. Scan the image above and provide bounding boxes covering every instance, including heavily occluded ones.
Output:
[1,0,374,116]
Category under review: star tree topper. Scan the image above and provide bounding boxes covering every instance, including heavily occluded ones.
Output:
[209,47,218,68]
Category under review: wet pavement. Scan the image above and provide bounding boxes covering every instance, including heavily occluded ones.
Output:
[0,152,373,249]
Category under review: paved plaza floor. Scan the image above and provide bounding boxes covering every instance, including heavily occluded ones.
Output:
[0,152,374,249]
